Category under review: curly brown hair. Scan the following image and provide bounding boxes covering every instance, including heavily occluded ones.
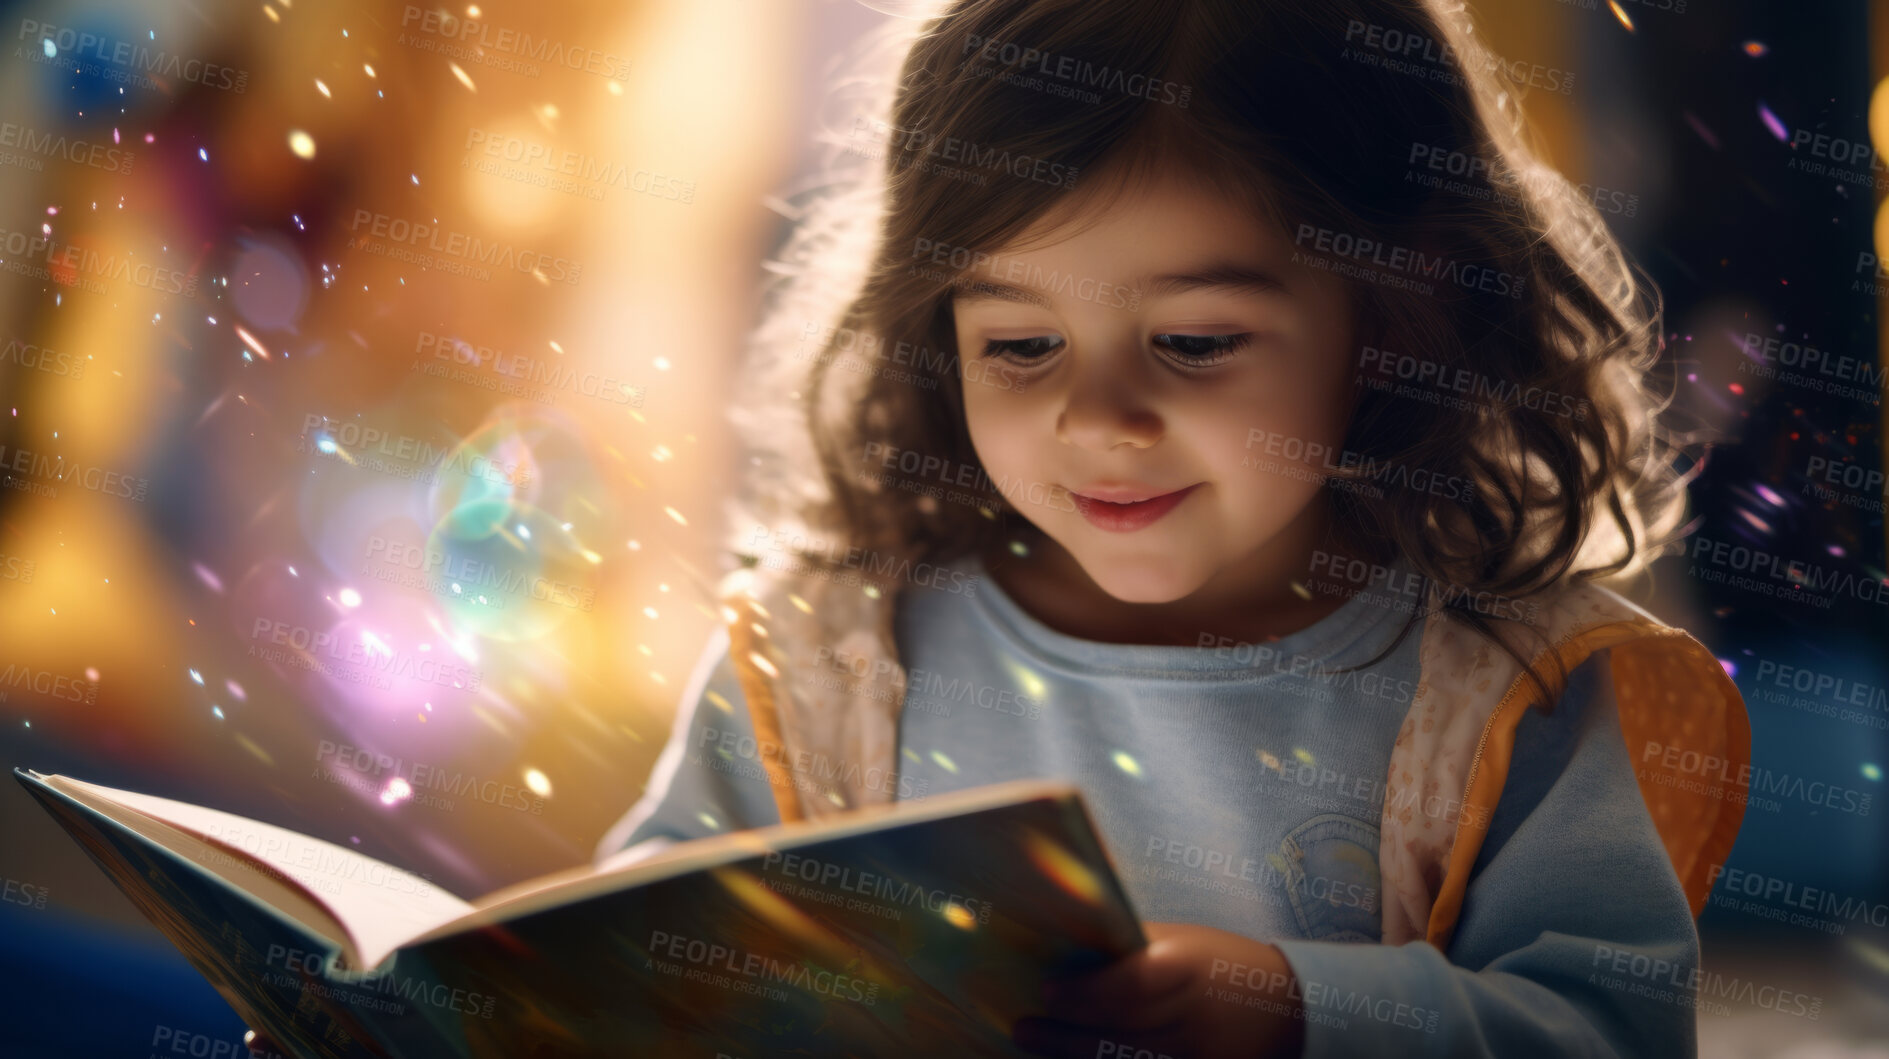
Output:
[726,0,1692,705]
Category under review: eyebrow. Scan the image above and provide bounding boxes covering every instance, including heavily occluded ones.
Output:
[950,264,1284,308]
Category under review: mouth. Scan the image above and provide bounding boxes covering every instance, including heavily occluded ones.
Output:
[1068,483,1201,533]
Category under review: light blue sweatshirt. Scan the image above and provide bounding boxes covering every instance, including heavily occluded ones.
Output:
[596,552,1700,1057]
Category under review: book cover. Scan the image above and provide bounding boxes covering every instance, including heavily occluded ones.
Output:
[16,768,1144,1058]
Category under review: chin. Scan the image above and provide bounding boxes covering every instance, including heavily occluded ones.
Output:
[1081,556,1203,605]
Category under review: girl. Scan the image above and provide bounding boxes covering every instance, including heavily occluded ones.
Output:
[600,1,1750,1056]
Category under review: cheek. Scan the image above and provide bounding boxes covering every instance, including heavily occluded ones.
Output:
[962,384,1032,472]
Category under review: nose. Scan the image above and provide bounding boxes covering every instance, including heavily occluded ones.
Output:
[1054,353,1163,451]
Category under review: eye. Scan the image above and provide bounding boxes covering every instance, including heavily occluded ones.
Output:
[1153,333,1251,367]
[982,336,1064,364]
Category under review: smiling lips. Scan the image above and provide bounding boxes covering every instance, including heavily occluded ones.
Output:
[1069,483,1201,532]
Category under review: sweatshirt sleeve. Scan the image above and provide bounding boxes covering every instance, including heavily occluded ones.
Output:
[1270,650,1702,1058]
[591,626,784,866]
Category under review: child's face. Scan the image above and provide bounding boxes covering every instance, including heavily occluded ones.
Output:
[951,170,1358,604]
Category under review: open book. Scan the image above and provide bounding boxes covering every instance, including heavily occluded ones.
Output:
[15,768,1143,1059]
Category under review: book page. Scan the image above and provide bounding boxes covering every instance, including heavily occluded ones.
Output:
[53,776,473,970]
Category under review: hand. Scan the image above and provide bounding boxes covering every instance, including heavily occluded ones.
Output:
[1010,922,1307,1059]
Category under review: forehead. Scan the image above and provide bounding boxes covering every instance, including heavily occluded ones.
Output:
[991,164,1281,265]
[949,167,1292,307]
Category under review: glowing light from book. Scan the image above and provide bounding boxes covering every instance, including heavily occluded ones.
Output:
[749,652,778,678]
[189,669,204,685]
[338,587,362,608]
[1111,750,1142,778]
[524,769,552,797]
[930,750,959,774]
[1293,747,1315,767]
[1606,0,1633,31]
[715,867,900,981]
[381,778,411,805]
[1866,763,1882,782]
[1024,833,1104,906]
[941,901,977,930]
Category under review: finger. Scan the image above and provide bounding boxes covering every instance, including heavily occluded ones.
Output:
[1042,946,1194,1024]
